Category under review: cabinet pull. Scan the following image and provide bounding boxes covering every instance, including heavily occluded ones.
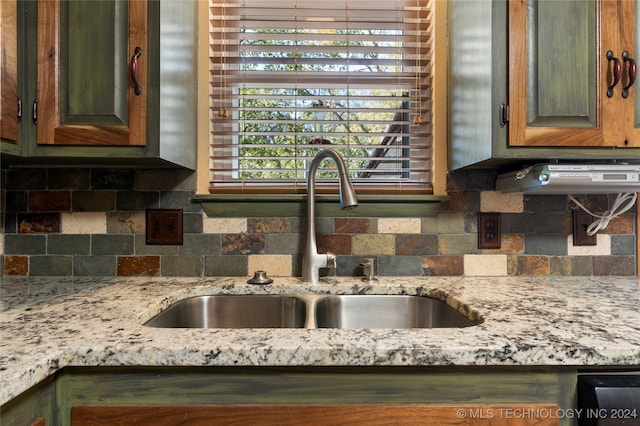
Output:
[499,102,509,128]
[32,99,37,123]
[17,98,22,122]
[129,46,143,96]
[606,50,621,98]
[621,51,637,99]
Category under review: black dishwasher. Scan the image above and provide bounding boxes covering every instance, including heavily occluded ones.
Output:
[578,373,640,425]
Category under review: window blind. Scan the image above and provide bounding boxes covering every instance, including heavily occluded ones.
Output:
[209,0,433,194]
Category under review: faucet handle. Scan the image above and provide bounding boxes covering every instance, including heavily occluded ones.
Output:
[325,252,337,269]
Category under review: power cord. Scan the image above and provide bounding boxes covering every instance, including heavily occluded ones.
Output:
[568,192,638,236]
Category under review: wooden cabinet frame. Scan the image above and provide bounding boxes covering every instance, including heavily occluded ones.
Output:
[1,0,19,143]
[71,404,560,426]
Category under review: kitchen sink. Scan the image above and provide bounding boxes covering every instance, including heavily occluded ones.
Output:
[144,295,307,328]
[314,295,476,329]
[144,294,478,329]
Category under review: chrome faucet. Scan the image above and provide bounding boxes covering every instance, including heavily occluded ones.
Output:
[302,149,358,283]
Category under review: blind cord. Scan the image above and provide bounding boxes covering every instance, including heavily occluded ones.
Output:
[569,192,638,236]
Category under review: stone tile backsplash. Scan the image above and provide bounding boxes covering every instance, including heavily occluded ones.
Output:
[0,167,636,277]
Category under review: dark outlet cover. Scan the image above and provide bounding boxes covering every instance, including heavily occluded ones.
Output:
[478,212,501,249]
[146,209,183,245]
[572,211,597,246]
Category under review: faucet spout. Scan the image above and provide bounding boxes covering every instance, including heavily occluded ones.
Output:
[302,149,358,283]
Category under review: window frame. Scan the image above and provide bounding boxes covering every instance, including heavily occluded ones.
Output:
[195,0,448,215]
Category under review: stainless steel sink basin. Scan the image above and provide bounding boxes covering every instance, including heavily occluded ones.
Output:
[144,295,307,328]
[314,295,476,329]
[144,294,478,329]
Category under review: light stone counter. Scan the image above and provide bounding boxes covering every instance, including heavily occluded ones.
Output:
[1,275,639,405]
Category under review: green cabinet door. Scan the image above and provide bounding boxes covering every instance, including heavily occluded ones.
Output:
[37,0,147,147]
[508,0,601,147]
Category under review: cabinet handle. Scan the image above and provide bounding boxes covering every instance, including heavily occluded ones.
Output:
[129,46,143,96]
[606,50,621,98]
[621,51,637,99]
[17,98,22,122]
[499,102,509,128]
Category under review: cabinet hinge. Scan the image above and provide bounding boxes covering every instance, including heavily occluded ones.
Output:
[499,102,509,128]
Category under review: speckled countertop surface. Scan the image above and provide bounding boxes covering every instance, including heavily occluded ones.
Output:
[1,275,639,405]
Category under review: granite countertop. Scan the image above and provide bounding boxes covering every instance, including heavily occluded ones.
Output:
[1,275,639,405]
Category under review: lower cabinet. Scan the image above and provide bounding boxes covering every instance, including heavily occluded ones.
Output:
[71,403,560,425]
[59,366,574,426]
[2,366,576,426]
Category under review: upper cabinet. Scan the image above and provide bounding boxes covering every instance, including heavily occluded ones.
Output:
[1,0,197,169]
[449,0,640,170]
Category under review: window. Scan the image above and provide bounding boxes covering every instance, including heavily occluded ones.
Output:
[209,0,433,195]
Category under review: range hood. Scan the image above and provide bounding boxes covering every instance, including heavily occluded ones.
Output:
[496,164,640,194]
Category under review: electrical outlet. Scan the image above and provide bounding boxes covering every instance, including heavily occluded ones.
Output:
[478,213,501,249]
[572,211,597,246]
[146,209,183,245]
